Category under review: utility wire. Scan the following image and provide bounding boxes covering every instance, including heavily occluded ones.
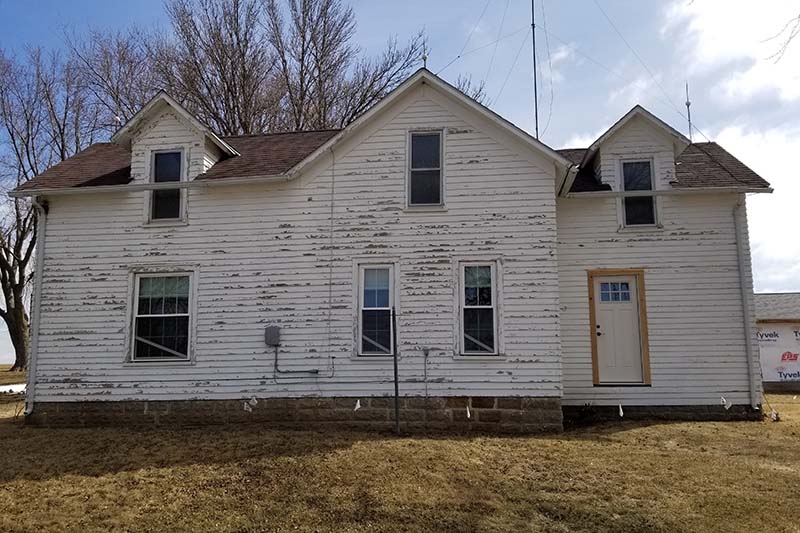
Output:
[591,0,711,142]
[539,0,555,138]
[493,28,532,106]
[437,26,529,75]
[436,0,491,75]
[485,0,510,82]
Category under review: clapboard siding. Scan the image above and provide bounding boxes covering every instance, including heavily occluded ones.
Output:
[35,91,561,401]
[558,118,759,407]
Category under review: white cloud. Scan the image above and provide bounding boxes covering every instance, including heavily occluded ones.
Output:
[561,127,606,149]
[712,125,800,292]
[663,1,800,102]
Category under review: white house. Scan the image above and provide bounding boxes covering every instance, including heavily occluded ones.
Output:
[755,293,800,393]
[12,69,771,430]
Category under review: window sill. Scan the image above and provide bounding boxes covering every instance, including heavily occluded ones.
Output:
[617,224,663,234]
[453,354,506,362]
[593,382,651,387]
[404,205,447,213]
[351,354,395,362]
[124,359,194,367]
[143,219,188,228]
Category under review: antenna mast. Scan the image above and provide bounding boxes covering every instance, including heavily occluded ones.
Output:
[685,81,693,143]
[531,0,539,139]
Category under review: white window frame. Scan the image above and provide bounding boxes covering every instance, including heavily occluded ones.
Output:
[128,269,196,363]
[459,261,499,356]
[407,130,445,208]
[145,148,187,224]
[357,263,396,357]
[618,158,658,228]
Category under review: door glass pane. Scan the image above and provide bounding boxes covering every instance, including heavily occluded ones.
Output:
[624,196,655,225]
[411,133,440,169]
[622,161,652,191]
[463,308,495,353]
[409,170,441,205]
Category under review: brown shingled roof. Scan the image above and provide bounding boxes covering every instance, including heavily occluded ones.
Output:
[198,129,339,180]
[755,292,800,321]
[15,143,132,191]
[562,142,770,194]
[672,142,770,189]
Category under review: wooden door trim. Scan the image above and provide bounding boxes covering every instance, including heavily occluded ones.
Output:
[587,268,651,386]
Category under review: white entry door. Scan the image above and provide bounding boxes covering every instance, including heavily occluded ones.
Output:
[593,275,645,384]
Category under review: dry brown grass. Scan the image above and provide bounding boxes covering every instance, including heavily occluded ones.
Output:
[0,396,798,533]
[0,364,26,386]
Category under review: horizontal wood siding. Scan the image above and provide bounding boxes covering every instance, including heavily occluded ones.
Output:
[35,92,561,402]
[558,193,757,406]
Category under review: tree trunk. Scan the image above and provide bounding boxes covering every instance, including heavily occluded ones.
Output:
[7,296,30,372]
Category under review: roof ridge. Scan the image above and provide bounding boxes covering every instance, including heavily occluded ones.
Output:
[223,129,341,140]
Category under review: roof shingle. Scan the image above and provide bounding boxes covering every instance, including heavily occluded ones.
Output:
[15,143,132,191]
[755,293,800,321]
[198,130,339,180]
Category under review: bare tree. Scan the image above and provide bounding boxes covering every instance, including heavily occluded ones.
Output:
[152,0,284,135]
[67,28,160,133]
[767,13,800,62]
[264,0,425,129]
[454,74,488,105]
[0,49,98,371]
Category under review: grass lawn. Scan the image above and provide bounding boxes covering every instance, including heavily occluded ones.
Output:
[0,364,26,387]
[0,395,797,532]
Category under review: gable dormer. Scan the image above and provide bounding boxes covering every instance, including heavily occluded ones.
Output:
[111,92,238,224]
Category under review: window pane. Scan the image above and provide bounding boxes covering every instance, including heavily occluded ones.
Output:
[624,196,655,225]
[622,161,652,191]
[361,309,391,354]
[601,291,611,302]
[463,308,495,353]
[134,316,189,359]
[154,152,181,183]
[409,170,441,205]
[152,189,181,219]
[411,133,440,169]
[465,266,492,306]
[363,268,390,308]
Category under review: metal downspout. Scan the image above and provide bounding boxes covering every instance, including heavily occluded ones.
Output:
[733,193,760,409]
[24,197,47,416]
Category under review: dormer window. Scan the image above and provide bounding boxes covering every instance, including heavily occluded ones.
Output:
[408,131,443,206]
[621,160,656,226]
[151,151,183,220]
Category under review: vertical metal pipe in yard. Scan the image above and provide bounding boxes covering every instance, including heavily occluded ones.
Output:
[392,307,400,435]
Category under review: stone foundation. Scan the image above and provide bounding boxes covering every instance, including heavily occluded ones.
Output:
[562,404,763,427]
[26,396,564,433]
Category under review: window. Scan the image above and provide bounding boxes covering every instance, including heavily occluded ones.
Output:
[621,161,656,226]
[151,151,182,220]
[359,265,394,356]
[133,274,191,361]
[409,132,442,206]
[461,263,497,355]
[600,281,631,302]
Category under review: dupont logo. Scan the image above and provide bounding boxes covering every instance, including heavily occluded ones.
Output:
[781,351,799,362]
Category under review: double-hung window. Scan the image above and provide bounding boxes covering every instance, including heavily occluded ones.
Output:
[151,151,183,220]
[621,160,656,226]
[409,131,442,206]
[132,274,191,361]
[359,265,394,356]
[461,263,497,355]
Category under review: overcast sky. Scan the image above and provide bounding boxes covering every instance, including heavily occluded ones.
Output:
[0,0,797,363]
